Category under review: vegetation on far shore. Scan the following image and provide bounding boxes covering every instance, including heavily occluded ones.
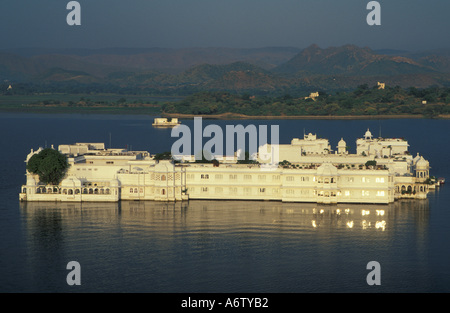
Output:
[0,93,175,114]
[162,84,450,118]
[1,84,449,118]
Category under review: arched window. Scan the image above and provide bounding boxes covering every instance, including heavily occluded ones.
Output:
[68,189,73,195]
[162,189,166,195]
[161,175,166,181]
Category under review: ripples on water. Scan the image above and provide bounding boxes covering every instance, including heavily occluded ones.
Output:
[18,199,432,293]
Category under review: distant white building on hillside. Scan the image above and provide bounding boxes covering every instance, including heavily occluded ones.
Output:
[305,92,319,100]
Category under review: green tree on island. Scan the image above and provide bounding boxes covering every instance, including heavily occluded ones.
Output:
[365,160,377,168]
[26,148,69,185]
[153,151,173,160]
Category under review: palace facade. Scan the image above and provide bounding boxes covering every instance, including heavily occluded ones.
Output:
[19,129,434,204]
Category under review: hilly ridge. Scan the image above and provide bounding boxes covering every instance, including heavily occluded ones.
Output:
[273,44,436,76]
[1,44,450,95]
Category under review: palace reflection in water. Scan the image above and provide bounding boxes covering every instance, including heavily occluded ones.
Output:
[20,199,430,235]
[18,199,431,292]
[4,115,447,293]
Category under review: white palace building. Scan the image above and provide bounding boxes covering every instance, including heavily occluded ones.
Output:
[19,129,433,205]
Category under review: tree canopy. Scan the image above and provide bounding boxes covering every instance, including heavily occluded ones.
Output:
[162,85,450,117]
[153,151,173,160]
[27,148,69,185]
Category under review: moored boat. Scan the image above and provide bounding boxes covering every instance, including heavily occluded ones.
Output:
[152,117,181,127]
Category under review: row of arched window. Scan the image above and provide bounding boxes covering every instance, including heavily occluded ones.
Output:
[33,187,111,195]
[396,185,426,193]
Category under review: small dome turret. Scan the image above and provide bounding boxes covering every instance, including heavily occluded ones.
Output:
[416,156,429,169]
[337,138,347,154]
[364,128,373,140]
[61,178,75,187]
[317,163,338,176]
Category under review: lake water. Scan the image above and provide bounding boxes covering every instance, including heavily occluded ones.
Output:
[1,113,449,293]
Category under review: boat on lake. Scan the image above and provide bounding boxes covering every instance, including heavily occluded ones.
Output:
[152,117,181,127]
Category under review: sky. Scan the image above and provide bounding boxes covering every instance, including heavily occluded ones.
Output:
[1,0,449,52]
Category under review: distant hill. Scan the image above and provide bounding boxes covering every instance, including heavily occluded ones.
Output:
[273,44,437,76]
[0,53,46,80]
[37,68,100,84]
[2,46,299,73]
[1,45,450,95]
[104,62,290,94]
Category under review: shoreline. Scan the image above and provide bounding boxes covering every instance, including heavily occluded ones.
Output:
[162,112,450,120]
[0,107,449,120]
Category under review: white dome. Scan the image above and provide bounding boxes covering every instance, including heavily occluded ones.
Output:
[416,157,429,169]
[364,129,373,139]
[338,138,346,146]
[61,178,75,187]
[60,177,82,187]
[317,163,337,176]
